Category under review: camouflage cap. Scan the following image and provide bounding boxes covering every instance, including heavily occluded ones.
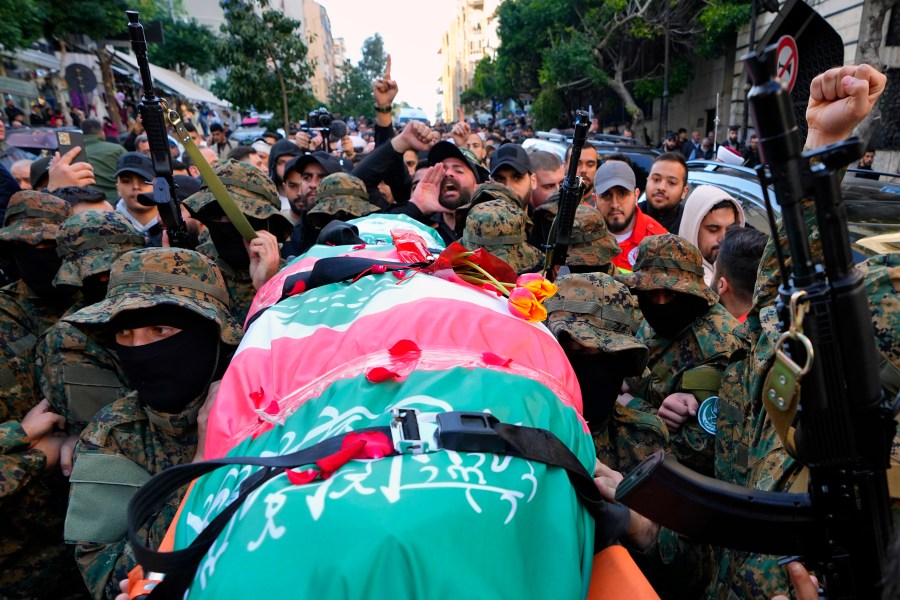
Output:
[306,172,379,229]
[54,210,147,287]
[461,198,541,274]
[183,159,293,241]
[63,247,242,345]
[0,190,71,245]
[545,272,648,375]
[567,204,622,268]
[454,181,525,238]
[623,234,718,306]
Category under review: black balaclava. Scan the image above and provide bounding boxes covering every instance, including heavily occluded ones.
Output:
[637,291,709,339]
[11,244,71,300]
[566,351,631,431]
[112,305,220,414]
[204,214,268,272]
[81,273,110,306]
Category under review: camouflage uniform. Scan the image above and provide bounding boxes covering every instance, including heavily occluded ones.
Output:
[63,248,242,600]
[623,234,745,476]
[454,182,524,237]
[706,202,900,599]
[0,191,88,599]
[184,159,291,325]
[36,211,146,432]
[544,272,663,472]
[530,194,619,274]
[306,172,379,229]
[460,198,542,275]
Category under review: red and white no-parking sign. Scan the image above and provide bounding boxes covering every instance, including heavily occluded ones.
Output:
[776,35,799,92]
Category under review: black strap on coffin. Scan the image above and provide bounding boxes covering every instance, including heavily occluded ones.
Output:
[128,414,628,598]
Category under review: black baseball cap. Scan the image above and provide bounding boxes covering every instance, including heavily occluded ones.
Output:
[29,155,51,189]
[427,141,489,183]
[489,144,531,177]
[284,151,347,177]
[115,152,154,181]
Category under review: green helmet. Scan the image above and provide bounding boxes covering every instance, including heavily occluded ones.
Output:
[63,247,242,345]
[183,159,292,241]
[461,198,541,275]
[0,190,71,245]
[306,172,379,229]
[567,204,622,268]
[623,234,718,306]
[54,210,147,287]
[454,181,524,238]
[545,272,648,375]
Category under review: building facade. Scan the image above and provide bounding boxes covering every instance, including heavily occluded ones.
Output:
[440,0,502,123]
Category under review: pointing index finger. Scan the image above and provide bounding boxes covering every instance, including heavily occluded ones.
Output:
[384,54,391,80]
[457,106,464,124]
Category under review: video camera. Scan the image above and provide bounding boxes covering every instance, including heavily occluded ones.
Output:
[300,107,347,154]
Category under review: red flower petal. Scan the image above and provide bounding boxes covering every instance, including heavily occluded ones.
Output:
[483,352,513,368]
[366,367,400,383]
[249,387,265,403]
[346,431,394,459]
[371,264,387,274]
[352,243,367,250]
[263,400,280,415]
[392,270,406,279]
[286,469,319,485]
[287,279,307,296]
[389,339,421,357]
[317,439,368,473]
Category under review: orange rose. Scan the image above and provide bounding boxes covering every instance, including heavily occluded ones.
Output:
[515,273,558,302]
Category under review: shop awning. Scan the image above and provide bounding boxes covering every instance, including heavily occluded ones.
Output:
[111,50,230,108]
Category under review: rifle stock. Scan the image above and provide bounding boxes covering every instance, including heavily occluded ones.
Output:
[616,44,896,599]
[127,11,193,249]
[542,110,589,279]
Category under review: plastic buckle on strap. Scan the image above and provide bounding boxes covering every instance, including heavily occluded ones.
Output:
[436,411,506,454]
[390,409,438,454]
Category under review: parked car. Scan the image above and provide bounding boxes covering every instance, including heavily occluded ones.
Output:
[397,107,430,127]
[525,131,660,191]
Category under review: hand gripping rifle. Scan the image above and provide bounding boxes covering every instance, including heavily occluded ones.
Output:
[542,110,589,280]
[127,11,257,244]
[614,44,896,598]
[127,11,194,249]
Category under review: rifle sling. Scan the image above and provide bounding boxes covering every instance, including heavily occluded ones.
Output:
[168,111,258,241]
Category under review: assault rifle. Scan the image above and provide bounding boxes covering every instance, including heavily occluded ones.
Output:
[127,11,195,249]
[542,109,589,280]
[615,44,896,598]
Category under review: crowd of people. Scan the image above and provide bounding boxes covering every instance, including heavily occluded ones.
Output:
[0,52,897,600]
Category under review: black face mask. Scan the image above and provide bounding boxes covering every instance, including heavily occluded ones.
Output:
[566,352,627,431]
[114,314,220,414]
[11,245,69,300]
[81,273,109,306]
[638,292,709,339]
[205,220,250,271]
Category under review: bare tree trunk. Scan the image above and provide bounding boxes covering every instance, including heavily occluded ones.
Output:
[608,56,644,129]
[96,47,124,132]
[54,39,72,126]
[274,61,289,130]
[853,0,891,144]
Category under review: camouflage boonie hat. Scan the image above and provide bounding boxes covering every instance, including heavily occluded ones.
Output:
[567,204,622,268]
[54,211,147,287]
[461,199,541,274]
[306,172,379,229]
[859,253,900,395]
[455,182,526,238]
[546,272,648,375]
[0,190,71,245]
[623,234,718,306]
[63,247,242,345]
[183,159,292,241]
